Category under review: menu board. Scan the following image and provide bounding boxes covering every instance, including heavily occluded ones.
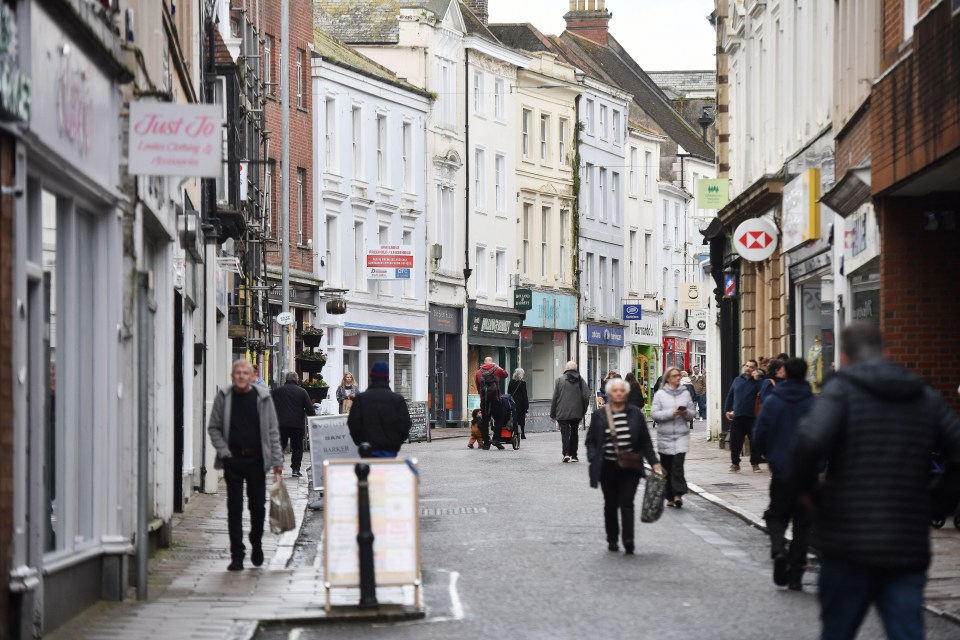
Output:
[308,415,358,489]
[406,400,429,443]
[323,459,420,588]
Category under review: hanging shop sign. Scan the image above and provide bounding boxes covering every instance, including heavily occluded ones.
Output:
[128,101,224,177]
[782,168,822,251]
[0,5,30,123]
[696,178,729,210]
[723,273,737,298]
[680,282,704,310]
[513,288,533,312]
[844,203,880,273]
[733,217,778,262]
[366,245,414,280]
[622,304,642,321]
[586,324,625,347]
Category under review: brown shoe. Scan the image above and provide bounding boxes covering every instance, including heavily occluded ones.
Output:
[729,464,741,473]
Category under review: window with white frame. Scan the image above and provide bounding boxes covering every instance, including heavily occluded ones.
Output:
[494,77,505,120]
[437,58,456,127]
[583,163,592,217]
[523,203,531,271]
[475,245,488,294]
[599,105,607,139]
[378,224,390,296]
[612,109,621,144]
[376,114,387,187]
[354,221,366,291]
[611,259,620,317]
[584,252,593,307]
[644,150,652,197]
[296,49,304,108]
[644,232,653,292]
[611,172,620,225]
[473,70,484,114]
[559,210,568,282]
[495,249,507,296]
[662,200,669,245]
[522,109,531,157]
[629,147,638,195]
[559,118,567,164]
[474,148,486,211]
[402,229,414,297]
[264,35,273,95]
[297,168,305,244]
[629,230,638,292]
[541,206,550,278]
[540,114,550,162]
[352,105,362,177]
[585,98,594,133]
[674,202,681,247]
[495,154,505,214]
[599,256,607,316]
[903,0,918,41]
[673,270,679,313]
[402,122,413,191]
[437,185,455,270]
[325,97,337,170]
[325,214,339,285]
[599,168,607,221]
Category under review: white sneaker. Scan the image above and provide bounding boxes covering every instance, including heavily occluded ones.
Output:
[563,456,571,463]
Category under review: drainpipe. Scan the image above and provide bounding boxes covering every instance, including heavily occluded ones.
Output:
[573,93,581,364]
[136,272,150,600]
[462,49,472,290]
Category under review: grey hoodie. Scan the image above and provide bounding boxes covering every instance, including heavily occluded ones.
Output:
[550,370,591,421]
[651,384,695,454]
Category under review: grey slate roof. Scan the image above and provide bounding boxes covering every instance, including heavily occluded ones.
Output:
[488,23,553,53]
[314,0,402,44]
[647,70,716,98]
[313,28,430,96]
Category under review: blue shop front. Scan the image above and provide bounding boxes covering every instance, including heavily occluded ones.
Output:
[520,291,577,433]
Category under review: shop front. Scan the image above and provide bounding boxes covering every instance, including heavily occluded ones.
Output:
[467,305,523,409]
[428,305,463,427]
[520,290,577,399]
[585,323,626,406]
[844,203,880,329]
[630,315,661,410]
[690,308,708,372]
[662,337,690,373]
[267,280,319,383]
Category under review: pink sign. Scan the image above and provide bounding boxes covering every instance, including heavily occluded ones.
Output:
[128,102,223,178]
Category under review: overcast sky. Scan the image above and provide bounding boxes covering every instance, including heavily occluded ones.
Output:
[487,0,716,71]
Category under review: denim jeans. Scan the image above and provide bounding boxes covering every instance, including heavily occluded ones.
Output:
[697,394,707,420]
[558,419,580,457]
[819,558,926,640]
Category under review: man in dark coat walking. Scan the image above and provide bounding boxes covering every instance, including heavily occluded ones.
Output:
[752,357,814,590]
[550,361,591,463]
[791,323,960,639]
[724,359,762,473]
[270,372,317,477]
[347,361,412,458]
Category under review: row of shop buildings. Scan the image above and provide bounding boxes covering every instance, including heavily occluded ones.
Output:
[706,0,960,439]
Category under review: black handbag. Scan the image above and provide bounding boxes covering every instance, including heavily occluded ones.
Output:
[604,405,645,471]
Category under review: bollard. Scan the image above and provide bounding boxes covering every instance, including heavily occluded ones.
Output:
[358,442,373,459]
[355,462,378,609]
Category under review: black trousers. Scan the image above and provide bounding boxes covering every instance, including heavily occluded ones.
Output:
[516,411,526,436]
[600,463,642,546]
[765,475,812,580]
[659,452,688,500]
[558,419,580,457]
[279,427,304,472]
[224,455,266,560]
[729,416,760,466]
[480,396,501,445]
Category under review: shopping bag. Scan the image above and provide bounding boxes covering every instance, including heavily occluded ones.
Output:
[269,480,296,534]
[640,469,666,523]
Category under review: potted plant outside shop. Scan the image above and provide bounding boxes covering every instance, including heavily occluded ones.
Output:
[295,350,327,374]
[301,326,324,348]
[301,377,329,402]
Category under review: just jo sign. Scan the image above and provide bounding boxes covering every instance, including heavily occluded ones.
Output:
[128,102,223,178]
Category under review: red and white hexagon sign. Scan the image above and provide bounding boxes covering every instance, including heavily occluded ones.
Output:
[733,217,779,262]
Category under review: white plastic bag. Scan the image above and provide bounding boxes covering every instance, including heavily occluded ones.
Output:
[268,480,296,534]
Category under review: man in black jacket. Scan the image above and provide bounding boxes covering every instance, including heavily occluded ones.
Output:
[347,361,413,457]
[723,359,762,473]
[270,372,317,477]
[791,323,960,639]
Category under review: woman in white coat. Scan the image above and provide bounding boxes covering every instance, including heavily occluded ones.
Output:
[651,367,696,508]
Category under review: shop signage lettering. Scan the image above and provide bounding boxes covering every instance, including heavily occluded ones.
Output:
[481,318,512,333]
[782,169,822,251]
[58,53,93,156]
[366,245,414,280]
[0,6,30,123]
[630,317,659,345]
[128,102,223,177]
[696,178,729,210]
[513,288,533,312]
[429,306,460,333]
[586,324,625,346]
[622,304,642,321]
[680,282,703,310]
[470,311,521,338]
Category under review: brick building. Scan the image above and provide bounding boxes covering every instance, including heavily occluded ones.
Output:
[262,0,318,380]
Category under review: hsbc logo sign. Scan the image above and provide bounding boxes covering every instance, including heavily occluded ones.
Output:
[733,218,779,262]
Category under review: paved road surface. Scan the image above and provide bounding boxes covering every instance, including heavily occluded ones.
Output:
[262,431,960,640]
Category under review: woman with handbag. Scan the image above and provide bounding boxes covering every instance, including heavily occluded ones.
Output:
[336,372,360,414]
[586,378,661,554]
[651,367,696,508]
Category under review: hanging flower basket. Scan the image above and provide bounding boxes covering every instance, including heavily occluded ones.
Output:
[296,351,327,374]
[301,327,324,348]
[304,385,329,402]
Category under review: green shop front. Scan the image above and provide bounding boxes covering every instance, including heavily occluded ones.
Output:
[467,306,523,410]
[630,315,661,410]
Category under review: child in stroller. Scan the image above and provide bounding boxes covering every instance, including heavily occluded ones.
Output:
[495,393,522,450]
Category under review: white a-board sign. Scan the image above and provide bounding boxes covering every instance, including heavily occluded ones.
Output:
[323,459,422,610]
[308,415,358,489]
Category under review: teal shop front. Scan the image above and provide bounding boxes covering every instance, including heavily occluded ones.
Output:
[520,290,577,403]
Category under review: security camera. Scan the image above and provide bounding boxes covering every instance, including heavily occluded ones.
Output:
[1,185,24,198]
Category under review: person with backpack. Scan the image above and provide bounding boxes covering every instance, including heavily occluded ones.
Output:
[550,361,591,463]
[475,357,509,450]
[347,361,412,457]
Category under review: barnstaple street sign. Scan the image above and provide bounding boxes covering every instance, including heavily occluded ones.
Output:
[733,217,779,262]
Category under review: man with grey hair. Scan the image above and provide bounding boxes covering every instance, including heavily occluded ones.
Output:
[791,323,960,637]
[271,371,317,477]
[208,359,283,571]
[550,360,591,463]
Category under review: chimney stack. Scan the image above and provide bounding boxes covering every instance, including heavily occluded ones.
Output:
[564,0,612,46]
[464,0,489,25]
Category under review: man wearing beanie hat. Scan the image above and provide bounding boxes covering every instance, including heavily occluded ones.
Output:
[347,361,413,457]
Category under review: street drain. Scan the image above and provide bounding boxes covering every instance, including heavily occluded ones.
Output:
[419,506,488,517]
[709,482,753,490]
